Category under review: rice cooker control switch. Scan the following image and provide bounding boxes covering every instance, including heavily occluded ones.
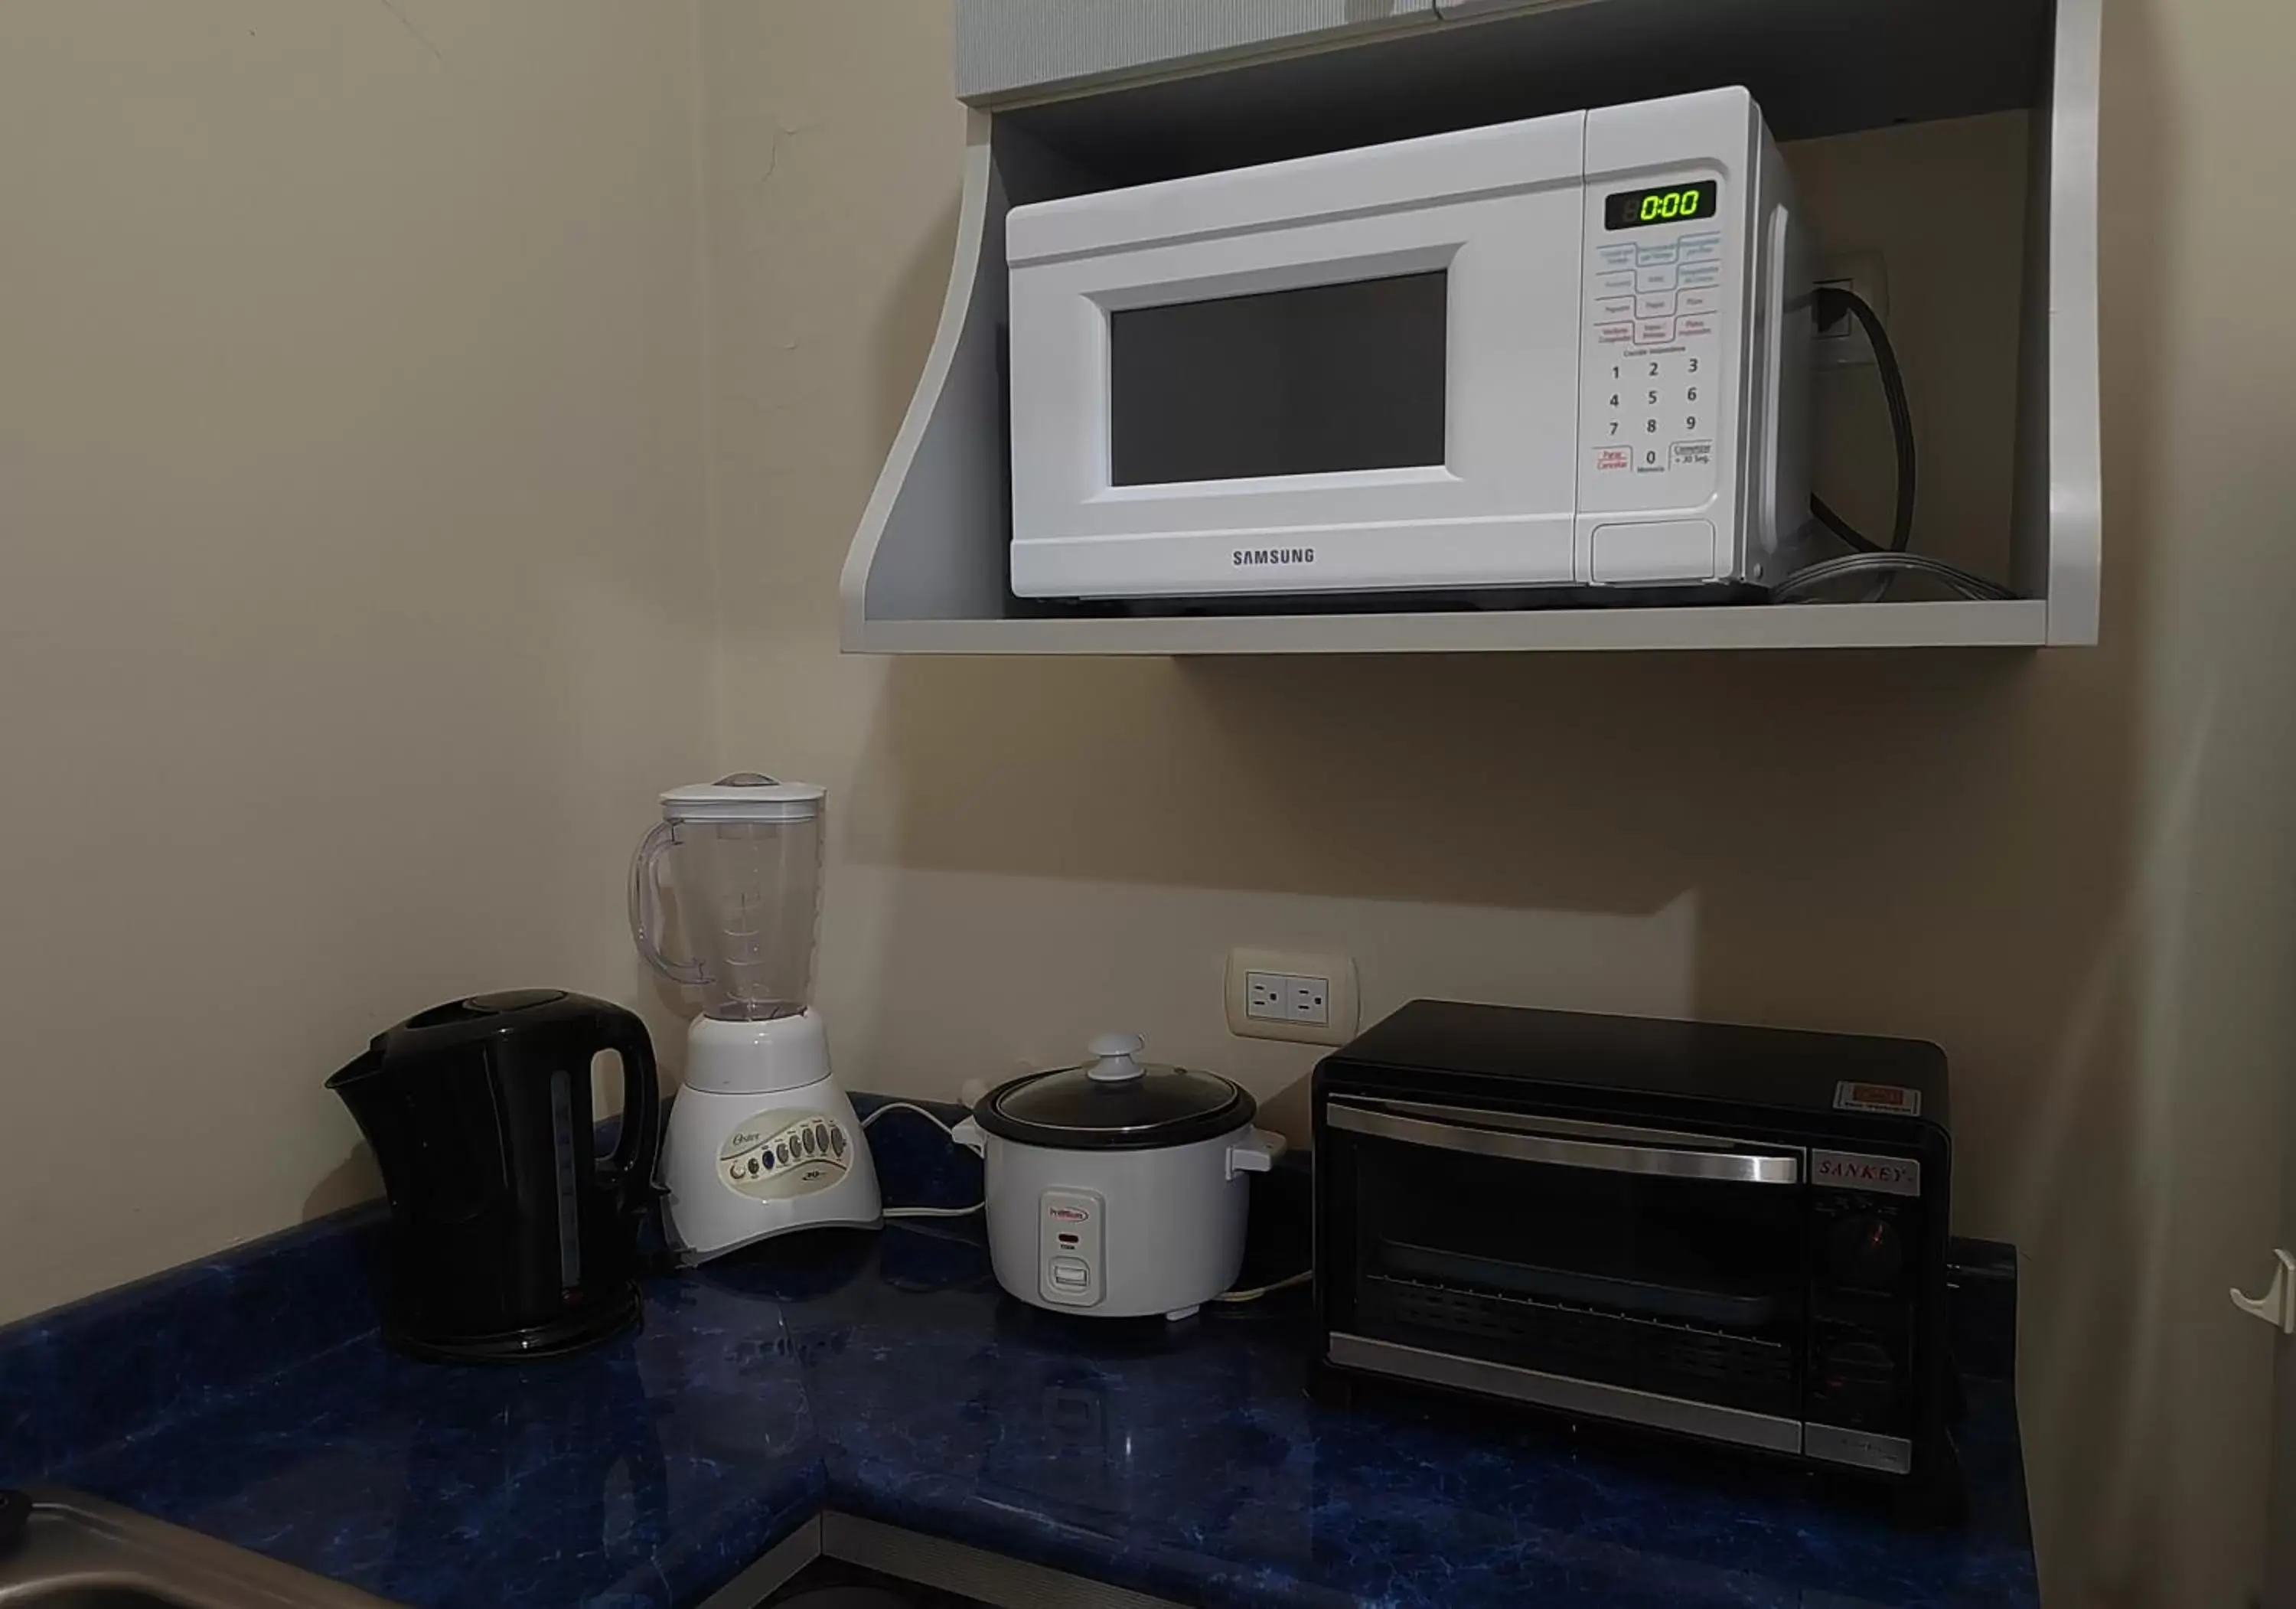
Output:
[1039,1187,1104,1308]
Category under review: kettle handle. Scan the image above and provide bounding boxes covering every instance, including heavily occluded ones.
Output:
[628,822,708,987]
[598,1010,661,1199]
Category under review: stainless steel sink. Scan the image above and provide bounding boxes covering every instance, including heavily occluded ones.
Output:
[0,1490,401,1608]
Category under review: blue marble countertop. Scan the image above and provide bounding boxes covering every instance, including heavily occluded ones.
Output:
[0,1101,2038,1609]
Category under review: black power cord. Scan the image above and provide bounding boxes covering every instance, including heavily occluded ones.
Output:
[1813,285,1915,560]
[1776,286,2015,605]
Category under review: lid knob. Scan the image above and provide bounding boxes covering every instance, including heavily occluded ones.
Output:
[1085,1032,1146,1083]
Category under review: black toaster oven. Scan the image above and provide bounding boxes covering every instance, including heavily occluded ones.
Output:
[1313,1001,1955,1490]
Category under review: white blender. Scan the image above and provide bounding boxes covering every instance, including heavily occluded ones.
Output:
[630,774,880,1260]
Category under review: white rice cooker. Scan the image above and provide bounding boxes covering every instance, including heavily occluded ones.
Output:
[951,1034,1285,1320]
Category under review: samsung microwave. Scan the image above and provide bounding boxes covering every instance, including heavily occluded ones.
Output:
[1006,87,1817,603]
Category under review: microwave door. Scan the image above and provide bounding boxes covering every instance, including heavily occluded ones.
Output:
[1006,111,1588,600]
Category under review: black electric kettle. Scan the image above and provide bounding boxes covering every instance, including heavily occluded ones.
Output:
[328,991,661,1362]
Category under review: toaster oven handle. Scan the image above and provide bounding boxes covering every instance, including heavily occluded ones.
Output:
[1326,1101,1801,1186]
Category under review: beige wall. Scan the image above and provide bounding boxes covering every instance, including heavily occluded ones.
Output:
[0,2,717,1322]
[700,2,2296,1606]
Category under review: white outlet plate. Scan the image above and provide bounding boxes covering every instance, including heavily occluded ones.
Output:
[1225,948,1358,1046]
[1286,975,1328,1024]
[1814,250,1889,370]
[1244,971,1288,1021]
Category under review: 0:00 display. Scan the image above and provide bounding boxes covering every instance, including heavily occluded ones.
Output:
[1604,180,1720,231]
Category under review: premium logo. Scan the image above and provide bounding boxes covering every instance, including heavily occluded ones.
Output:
[1232,547,1316,566]
[1833,1079,1921,1116]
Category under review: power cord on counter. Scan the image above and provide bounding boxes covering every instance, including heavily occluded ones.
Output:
[882,1203,984,1219]
[1778,286,2014,605]
[1212,1271,1313,1304]
[861,1101,958,1139]
[861,1101,984,1219]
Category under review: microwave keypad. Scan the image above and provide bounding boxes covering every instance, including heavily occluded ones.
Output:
[1580,228,1724,515]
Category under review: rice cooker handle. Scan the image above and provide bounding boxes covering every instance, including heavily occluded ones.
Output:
[1225,1128,1287,1180]
[950,1116,987,1157]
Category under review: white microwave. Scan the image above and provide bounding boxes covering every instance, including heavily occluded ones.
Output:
[1006,87,1814,603]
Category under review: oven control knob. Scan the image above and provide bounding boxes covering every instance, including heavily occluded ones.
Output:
[1825,1214,1904,1290]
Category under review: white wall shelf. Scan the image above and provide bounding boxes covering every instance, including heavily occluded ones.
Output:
[840,0,2101,655]
[856,600,2051,657]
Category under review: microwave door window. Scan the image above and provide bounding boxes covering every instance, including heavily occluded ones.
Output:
[1351,1134,1805,1418]
[1107,272,1448,486]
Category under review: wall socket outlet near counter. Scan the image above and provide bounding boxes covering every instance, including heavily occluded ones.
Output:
[1225,948,1358,1046]
[1815,249,1890,369]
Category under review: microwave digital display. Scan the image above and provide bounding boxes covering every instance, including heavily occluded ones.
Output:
[1107,272,1449,486]
[1604,181,1719,230]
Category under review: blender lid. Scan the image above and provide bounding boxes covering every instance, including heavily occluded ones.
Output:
[977,1033,1254,1151]
[660,773,825,823]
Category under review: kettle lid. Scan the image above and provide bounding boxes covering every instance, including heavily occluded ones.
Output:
[416,989,569,1023]
[328,990,625,1085]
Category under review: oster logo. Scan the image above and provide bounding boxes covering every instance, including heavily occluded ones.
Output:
[1812,1150,1921,1198]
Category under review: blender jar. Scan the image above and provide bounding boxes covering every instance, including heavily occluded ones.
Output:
[630,775,824,1022]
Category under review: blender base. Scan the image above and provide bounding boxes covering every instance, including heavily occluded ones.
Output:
[663,1010,884,1262]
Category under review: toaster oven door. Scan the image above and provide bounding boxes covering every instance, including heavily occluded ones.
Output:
[1323,1099,1808,1451]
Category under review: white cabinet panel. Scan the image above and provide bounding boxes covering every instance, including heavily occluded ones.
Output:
[955,0,1438,106]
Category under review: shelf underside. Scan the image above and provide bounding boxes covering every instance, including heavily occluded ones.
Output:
[1000,0,2052,184]
[853,599,2049,655]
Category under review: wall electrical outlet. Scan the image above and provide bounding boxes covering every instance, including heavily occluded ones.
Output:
[1286,975,1329,1024]
[1226,948,1358,1046]
[1244,971,1288,1021]
[1814,250,1889,370]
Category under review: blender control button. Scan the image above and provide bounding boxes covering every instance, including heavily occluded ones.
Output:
[747,1157,761,1177]
[802,1129,817,1157]
[760,1150,775,1171]
[776,1141,791,1165]
[830,1128,846,1157]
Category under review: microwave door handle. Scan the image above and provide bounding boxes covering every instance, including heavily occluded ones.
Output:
[1326,1102,1801,1186]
